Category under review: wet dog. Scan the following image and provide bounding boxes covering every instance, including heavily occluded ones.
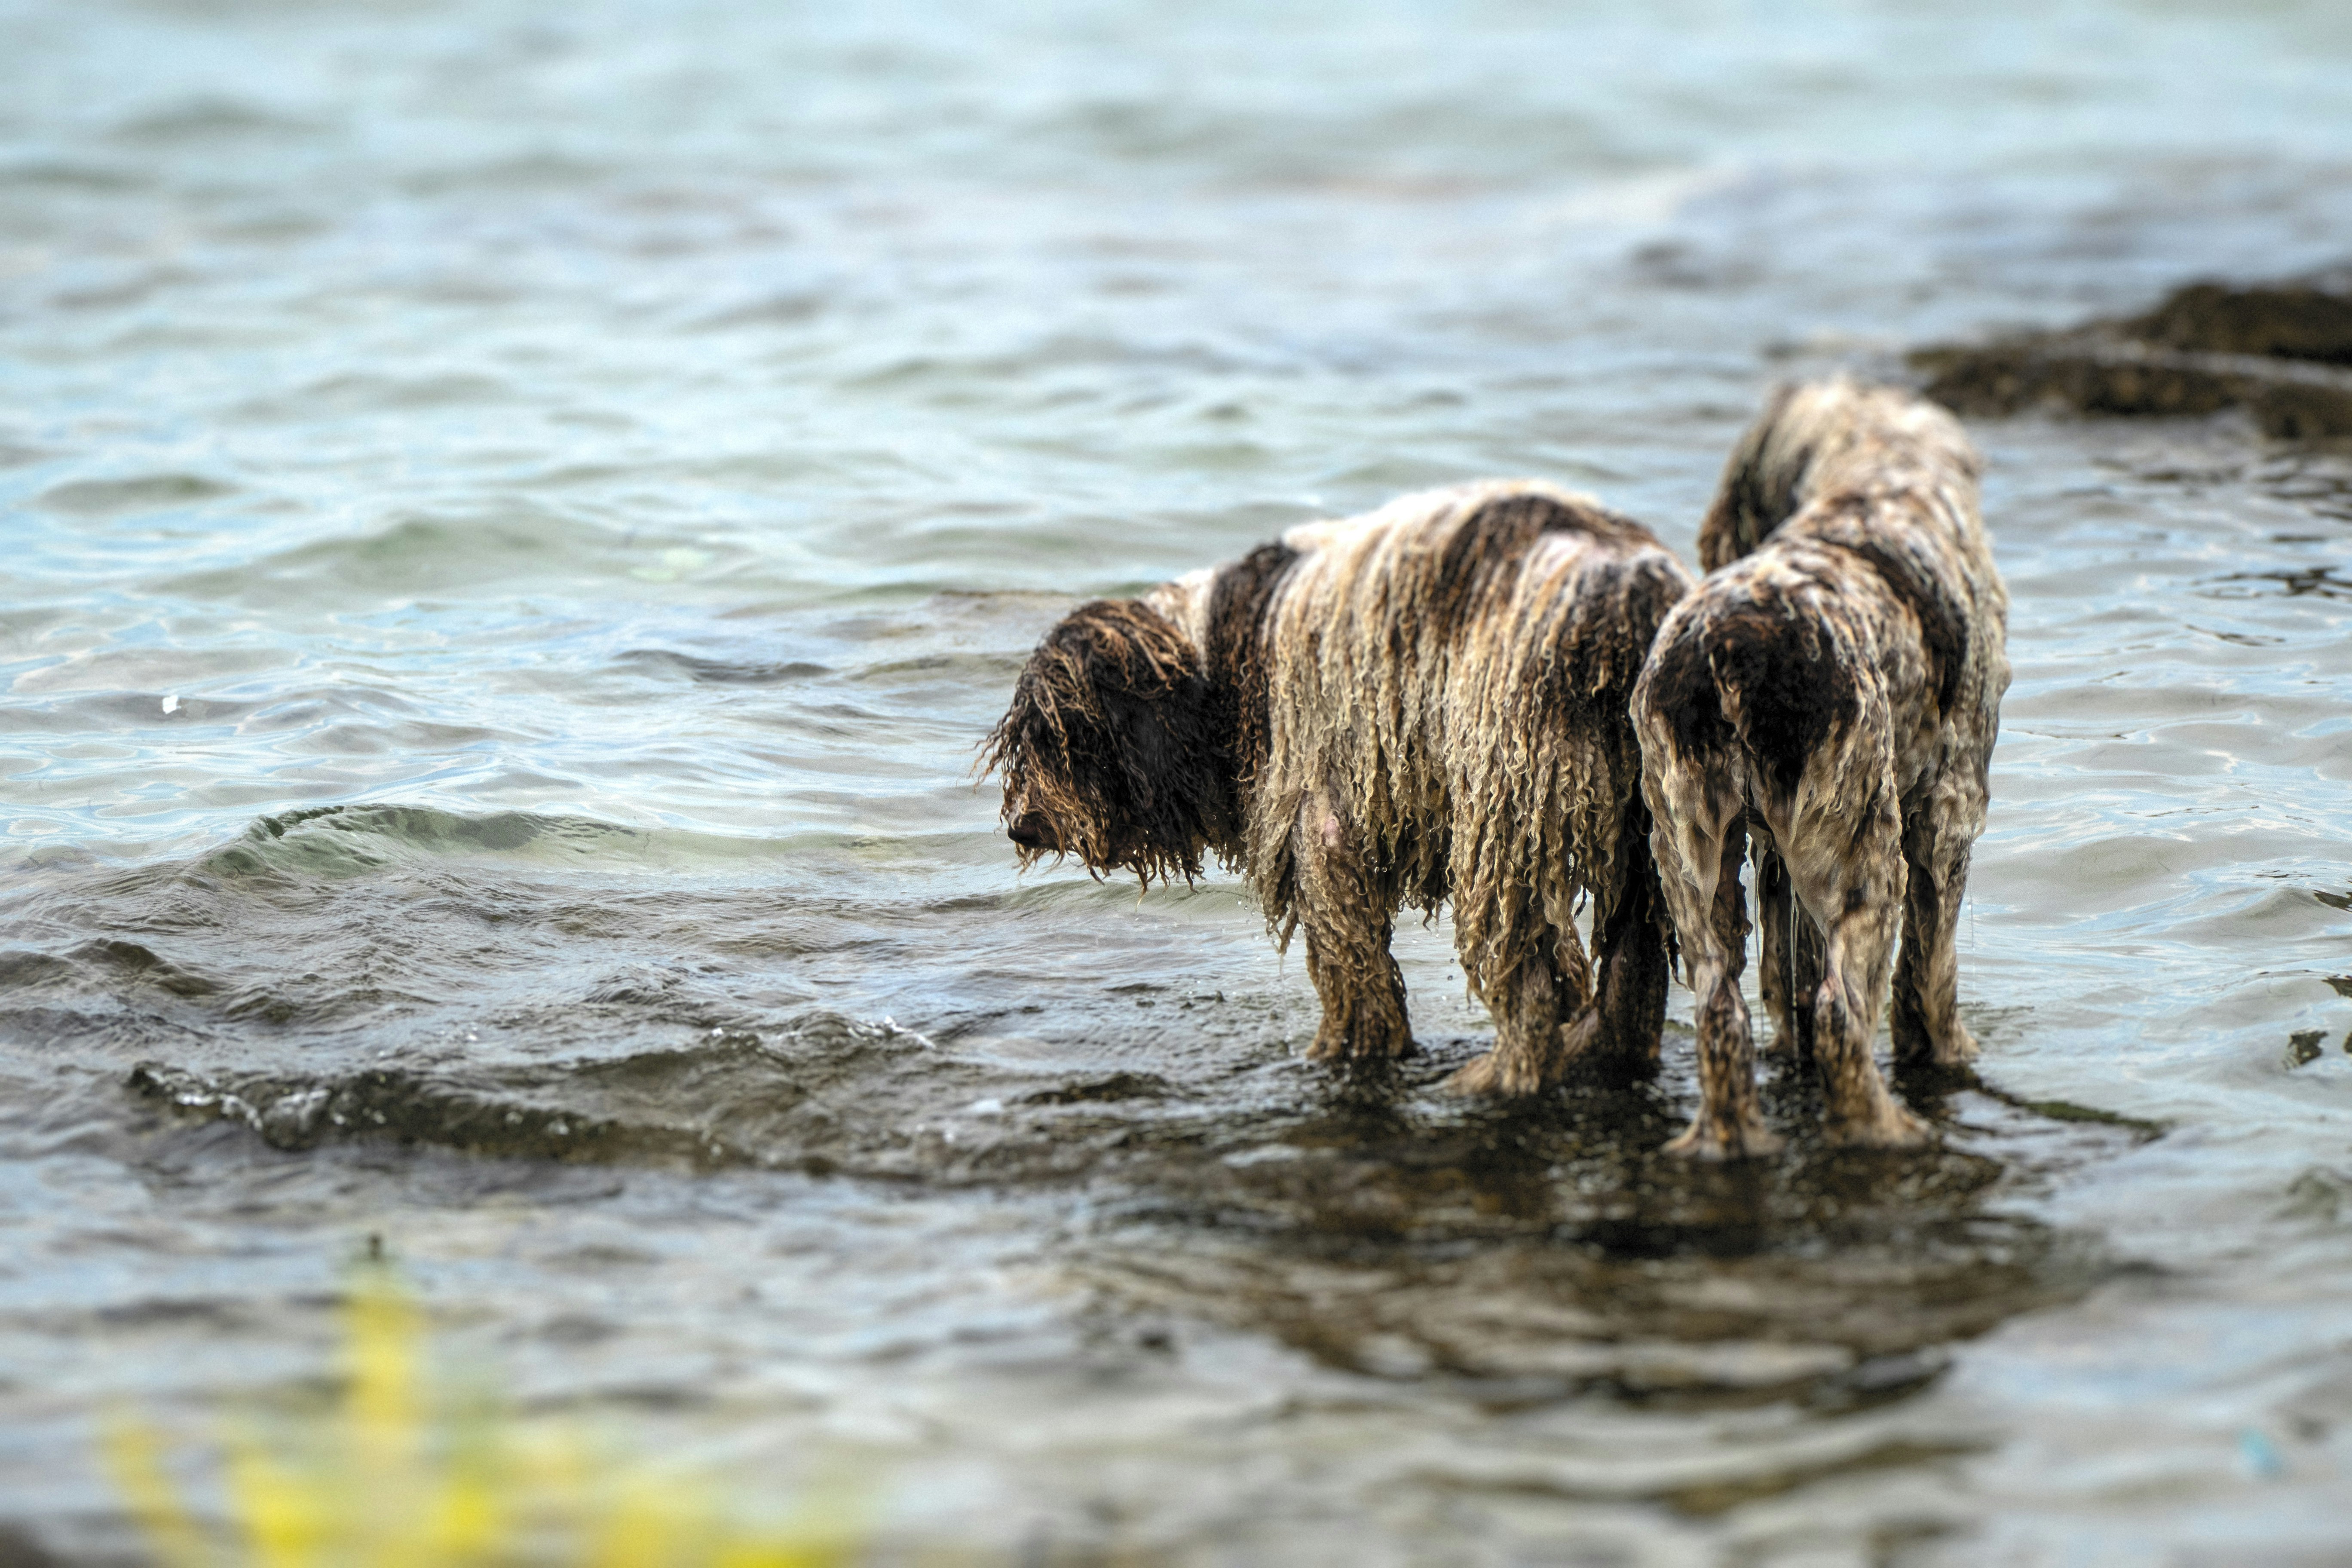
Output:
[985,481,1693,1091]
[1633,380,2010,1158]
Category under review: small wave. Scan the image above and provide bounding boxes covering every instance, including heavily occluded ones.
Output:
[686,292,829,332]
[152,506,638,605]
[0,940,216,998]
[0,950,77,991]
[617,649,833,685]
[0,691,260,730]
[105,98,327,147]
[228,372,514,422]
[122,1012,952,1174]
[128,1058,753,1168]
[398,152,617,196]
[190,804,638,882]
[34,474,239,517]
[0,158,148,192]
[2198,564,2352,600]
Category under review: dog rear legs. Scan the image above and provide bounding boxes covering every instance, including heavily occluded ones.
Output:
[1447,808,1667,1097]
[1592,807,1670,1077]
[1444,908,1594,1096]
[1890,791,1982,1069]
[1781,780,1933,1148]
[1755,845,1824,1062]
[1293,781,1414,1064]
[1655,812,1780,1160]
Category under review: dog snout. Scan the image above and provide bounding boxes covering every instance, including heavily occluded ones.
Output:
[1008,812,1061,851]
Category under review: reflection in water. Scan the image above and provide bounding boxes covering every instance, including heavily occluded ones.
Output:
[1079,1072,2119,1398]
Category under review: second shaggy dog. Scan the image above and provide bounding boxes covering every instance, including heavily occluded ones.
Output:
[1634,380,2010,1158]
[985,481,1693,1091]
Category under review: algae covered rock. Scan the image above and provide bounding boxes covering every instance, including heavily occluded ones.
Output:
[1914,270,2352,438]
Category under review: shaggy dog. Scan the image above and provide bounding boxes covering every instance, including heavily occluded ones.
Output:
[985,481,1693,1092]
[1633,380,2010,1158]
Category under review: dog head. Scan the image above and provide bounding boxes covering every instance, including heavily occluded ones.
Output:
[982,598,1232,886]
[1699,381,1812,570]
[1699,379,1981,569]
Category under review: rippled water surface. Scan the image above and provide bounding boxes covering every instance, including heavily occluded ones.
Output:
[6,2,2352,1562]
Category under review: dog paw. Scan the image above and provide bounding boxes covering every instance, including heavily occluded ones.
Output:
[1446,1014,1605,1098]
[1828,1103,1936,1149]
[1662,1117,1784,1161]
[1444,1051,1532,1098]
[1931,1027,1981,1067]
[1311,1021,1416,1065]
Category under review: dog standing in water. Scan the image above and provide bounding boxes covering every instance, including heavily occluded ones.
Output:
[1634,380,2010,1158]
[985,481,1691,1093]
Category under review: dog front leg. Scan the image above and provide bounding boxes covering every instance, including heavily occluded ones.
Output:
[1293,783,1413,1065]
[1659,816,1779,1160]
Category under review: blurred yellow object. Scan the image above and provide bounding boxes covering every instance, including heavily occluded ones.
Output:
[100,1259,864,1568]
[98,1418,209,1568]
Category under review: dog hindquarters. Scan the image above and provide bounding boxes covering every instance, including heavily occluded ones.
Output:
[1292,780,1414,1063]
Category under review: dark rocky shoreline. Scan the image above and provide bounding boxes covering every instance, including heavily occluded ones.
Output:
[1914,271,2352,437]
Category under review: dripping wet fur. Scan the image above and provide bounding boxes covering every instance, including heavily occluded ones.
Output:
[984,481,1693,1093]
[1633,379,2011,1159]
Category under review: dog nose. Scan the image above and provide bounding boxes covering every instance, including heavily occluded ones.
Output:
[1008,813,1059,851]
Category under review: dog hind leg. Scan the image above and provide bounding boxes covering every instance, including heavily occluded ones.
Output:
[1783,772,1932,1148]
[1446,908,1595,1097]
[1293,780,1415,1065]
[1754,845,1822,1063]
[1589,808,1670,1081]
[1657,810,1780,1159]
[1890,785,1982,1069]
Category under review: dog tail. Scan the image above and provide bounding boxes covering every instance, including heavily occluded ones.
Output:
[1697,383,1810,571]
[1638,588,1859,805]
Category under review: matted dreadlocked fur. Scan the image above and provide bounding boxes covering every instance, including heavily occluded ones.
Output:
[983,480,1694,1092]
[1632,379,2010,1159]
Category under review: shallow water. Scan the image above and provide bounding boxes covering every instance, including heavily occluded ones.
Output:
[5,1,2352,1562]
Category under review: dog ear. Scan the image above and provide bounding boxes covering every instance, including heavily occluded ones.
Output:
[983,600,1233,886]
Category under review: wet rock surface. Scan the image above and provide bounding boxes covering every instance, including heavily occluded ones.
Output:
[1914,269,2352,437]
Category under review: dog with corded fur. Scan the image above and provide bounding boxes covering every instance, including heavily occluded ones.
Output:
[985,481,1693,1092]
[1633,380,2009,1158]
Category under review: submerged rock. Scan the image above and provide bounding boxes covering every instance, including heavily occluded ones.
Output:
[2126,279,2352,364]
[1914,270,2352,438]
